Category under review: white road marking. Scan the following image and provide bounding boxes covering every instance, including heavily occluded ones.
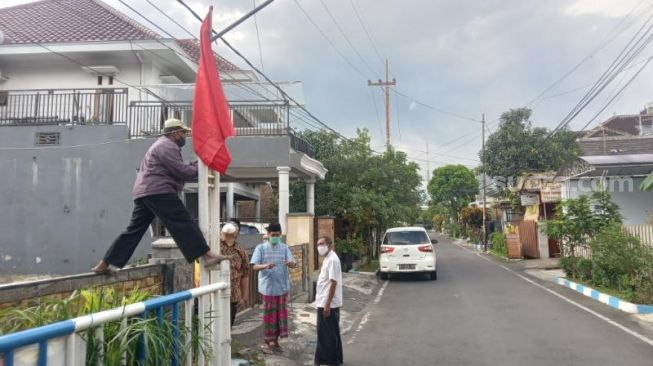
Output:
[453,242,653,347]
[346,280,389,345]
[374,280,389,304]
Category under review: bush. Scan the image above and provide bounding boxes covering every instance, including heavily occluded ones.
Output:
[336,236,364,257]
[490,232,507,258]
[590,225,653,303]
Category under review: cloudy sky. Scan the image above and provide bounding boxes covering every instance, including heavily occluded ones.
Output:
[3,0,653,182]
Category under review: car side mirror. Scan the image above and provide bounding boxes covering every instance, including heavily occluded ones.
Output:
[431,239,438,244]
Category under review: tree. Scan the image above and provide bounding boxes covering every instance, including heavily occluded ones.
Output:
[427,165,478,219]
[480,108,578,181]
[290,129,423,244]
[641,172,653,191]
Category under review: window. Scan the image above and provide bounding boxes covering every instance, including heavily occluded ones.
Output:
[34,132,60,145]
[382,231,430,245]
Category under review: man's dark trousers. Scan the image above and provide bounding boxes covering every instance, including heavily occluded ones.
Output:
[103,193,209,267]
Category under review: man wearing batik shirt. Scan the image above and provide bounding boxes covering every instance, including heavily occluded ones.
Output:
[220,222,250,328]
[250,223,296,354]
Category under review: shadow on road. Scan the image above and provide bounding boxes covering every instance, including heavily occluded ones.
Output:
[384,272,434,282]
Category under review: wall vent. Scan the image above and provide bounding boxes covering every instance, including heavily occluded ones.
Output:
[35,132,60,145]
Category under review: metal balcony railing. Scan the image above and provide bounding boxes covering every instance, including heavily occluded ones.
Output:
[128,100,316,157]
[0,89,316,157]
[0,88,129,126]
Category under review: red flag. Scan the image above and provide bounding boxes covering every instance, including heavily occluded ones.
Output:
[192,7,236,174]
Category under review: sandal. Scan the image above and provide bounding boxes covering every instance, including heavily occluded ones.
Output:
[91,261,118,275]
[260,344,274,355]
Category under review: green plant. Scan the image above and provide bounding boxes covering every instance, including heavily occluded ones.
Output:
[336,236,364,257]
[490,232,507,258]
[0,287,217,365]
[546,189,622,257]
[590,225,653,303]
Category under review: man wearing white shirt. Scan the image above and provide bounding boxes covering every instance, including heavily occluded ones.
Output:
[314,236,343,366]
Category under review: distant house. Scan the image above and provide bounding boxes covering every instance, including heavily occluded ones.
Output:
[0,0,326,275]
[560,154,653,225]
[558,106,653,226]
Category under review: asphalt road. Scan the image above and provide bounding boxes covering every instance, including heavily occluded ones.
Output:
[343,234,653,366]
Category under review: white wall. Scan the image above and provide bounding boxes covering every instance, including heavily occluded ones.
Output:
[564,176,653,225]
[0,51,168,103]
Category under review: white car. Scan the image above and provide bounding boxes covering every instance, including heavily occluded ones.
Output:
[379,227,437,280]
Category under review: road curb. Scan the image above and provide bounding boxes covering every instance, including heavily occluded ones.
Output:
[555,277,653,314]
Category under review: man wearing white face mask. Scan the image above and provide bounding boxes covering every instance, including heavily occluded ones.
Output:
[314,236,343,366]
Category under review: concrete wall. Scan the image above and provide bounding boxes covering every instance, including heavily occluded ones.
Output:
[0,263,165,309]
[287,214,315,274]
[0,124,305,275]
[0,125,156,275]
[564,176,653,225]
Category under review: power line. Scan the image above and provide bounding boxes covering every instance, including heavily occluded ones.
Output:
[369,88,385,139]
[59,0,329,136]
[349,0,385,68]
[319,0,379,76]
[292,0,369,79]
[392,89,480,122]
[58,0,286,112]
[526,0,650,107]
[549,8,653,137]
[574,53,653,137]
[252,0,266,73]
[0,19,165,101]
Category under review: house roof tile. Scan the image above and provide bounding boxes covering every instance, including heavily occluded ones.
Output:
[0,0,159,44]
[0,0,240,72]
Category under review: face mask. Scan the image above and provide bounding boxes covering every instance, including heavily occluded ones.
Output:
[176,135,186,147]
[269,236,281,246]
[317,245,329,256]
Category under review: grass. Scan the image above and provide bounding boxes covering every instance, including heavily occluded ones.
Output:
[358,260,379,273]
[567,277,647,303]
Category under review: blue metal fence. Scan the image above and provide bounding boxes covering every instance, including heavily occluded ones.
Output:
[0,281,230,366]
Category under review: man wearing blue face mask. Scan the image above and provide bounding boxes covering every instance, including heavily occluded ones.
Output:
[250,223,297,354]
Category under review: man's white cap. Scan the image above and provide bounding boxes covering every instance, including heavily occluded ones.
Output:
[221,223,238,234]
[163,118,191,133]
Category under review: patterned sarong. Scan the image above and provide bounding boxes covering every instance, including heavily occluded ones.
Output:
[262,294,289,342]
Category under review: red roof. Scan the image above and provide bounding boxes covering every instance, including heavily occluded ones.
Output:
[175,39,241,73]
[0,0,159,43]
[0,0,240,72]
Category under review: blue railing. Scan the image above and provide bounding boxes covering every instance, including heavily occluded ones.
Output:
[0,280,230,366]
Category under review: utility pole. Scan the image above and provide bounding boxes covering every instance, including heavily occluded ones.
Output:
[482,113,488,252]
[368,59,396,150]
[426,142,430,183]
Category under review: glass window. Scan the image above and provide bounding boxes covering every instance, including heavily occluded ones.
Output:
[383,231,430,245]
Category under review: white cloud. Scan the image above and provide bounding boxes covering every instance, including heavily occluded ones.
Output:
[564,0,641,18]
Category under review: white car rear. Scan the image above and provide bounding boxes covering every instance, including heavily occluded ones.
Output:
[379,227,437,280]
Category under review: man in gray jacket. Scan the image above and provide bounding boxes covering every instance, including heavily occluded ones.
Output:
[92,119,225,274]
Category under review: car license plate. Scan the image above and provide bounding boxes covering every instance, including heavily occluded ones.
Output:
[398,264,415,270]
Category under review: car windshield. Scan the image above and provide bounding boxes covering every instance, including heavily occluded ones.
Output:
[383,231,430,245]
